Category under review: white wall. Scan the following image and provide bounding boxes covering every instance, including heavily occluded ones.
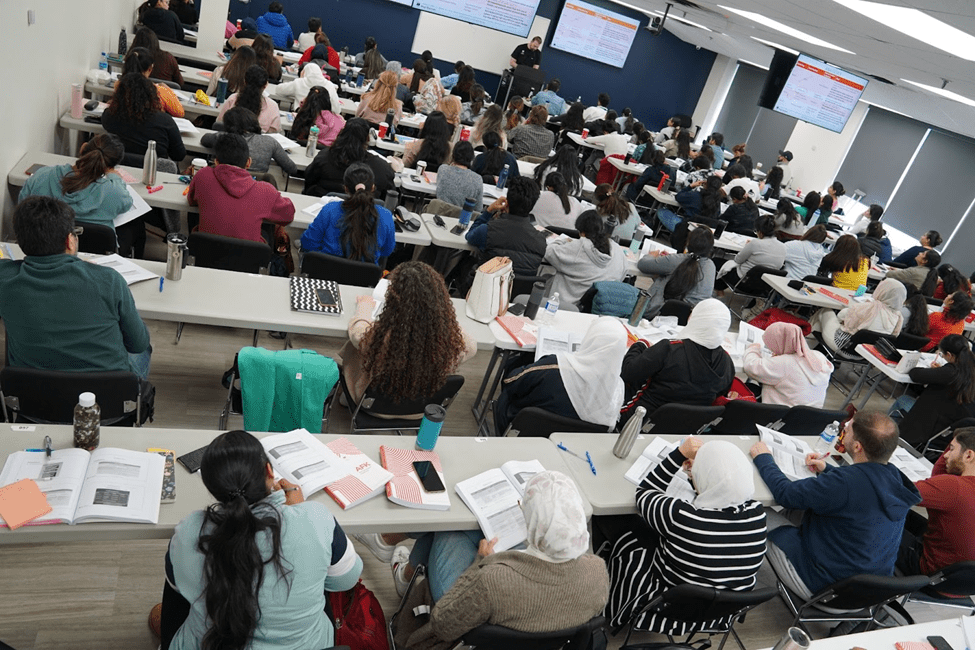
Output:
[691,54,737,144]
[782,101,868,195]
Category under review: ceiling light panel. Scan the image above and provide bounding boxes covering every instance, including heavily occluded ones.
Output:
[718,4,856,54]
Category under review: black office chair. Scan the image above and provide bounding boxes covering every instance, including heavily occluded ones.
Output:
[660,299,693,325]
[149,76,181,90]
[338,374,465,435]
[501,406,611,438]
[462,616,606,650]
[301,251,382,287]
[0,366,147,426]
[75,220,118,255]
[547,226,580,239]
[617,584,777,650]
[711,401,790,435]
[512,273,553,300]
[729,265,786,320]
[642,404,725,435]
[777,406,849,437]
[188,231,272,273]
[925,296,943,306]
[902,561,975,614]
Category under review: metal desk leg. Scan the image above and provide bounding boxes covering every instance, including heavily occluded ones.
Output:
[855,370,887,410]
[841,367,873,408]
[471,347,511,436]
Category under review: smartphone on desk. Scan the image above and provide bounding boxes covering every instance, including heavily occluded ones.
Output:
[24,163,45,176]
[413,461,445,493]
[315,287,338,309]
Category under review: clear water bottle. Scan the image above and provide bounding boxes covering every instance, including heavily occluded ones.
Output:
[99,52,108,72]
[73,392,100,451]
[306,125,319,157]
[496,163,510,190]
[538,292,560,324]
[815,421,840,456]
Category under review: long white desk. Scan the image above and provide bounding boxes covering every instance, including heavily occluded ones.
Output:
[762,273,858,310]
[784,617,971,650]
[85,80,219,119]
[160,41,226,68]
[0,427,588,543]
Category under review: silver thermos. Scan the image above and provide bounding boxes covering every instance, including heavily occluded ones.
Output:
[141,140,157,186]
[628,289,651,326]
[771,628,810,650]
[613,406,646,458]
[165,233,188,281]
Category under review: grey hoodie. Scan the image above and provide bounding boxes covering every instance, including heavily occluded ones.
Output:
[544,237,627,307]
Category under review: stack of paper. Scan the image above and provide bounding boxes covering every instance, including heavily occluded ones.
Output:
[889,447,932,482]
[623,438,697,502]
[534,326,584,362]
[90,254,159,286]
[757,425,817,481]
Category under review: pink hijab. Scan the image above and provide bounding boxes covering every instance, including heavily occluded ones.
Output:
[762,322,831,373]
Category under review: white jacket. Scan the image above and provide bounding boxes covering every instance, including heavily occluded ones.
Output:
[275,64,340,115]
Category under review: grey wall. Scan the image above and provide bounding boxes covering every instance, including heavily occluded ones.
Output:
[713,64,764,148]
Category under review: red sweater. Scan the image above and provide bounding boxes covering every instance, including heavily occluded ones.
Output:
[916,453,975,574]
[298,45,340,71]
[187,165,294,242]
[922,311,965,352]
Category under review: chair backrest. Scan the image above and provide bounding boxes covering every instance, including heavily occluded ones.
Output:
[462,616,605,650]
[801,274,833,286]
[817,574,930,611]
[188,231,272,274]
[504,406,609,437]
[149,76,181,89]
[0,366,141,426]
[711,401,790,435]
[778,406,849,437]
[640,585,777,630]
[301,251,382,287]
[845,328,888,351]
[359,375,465,419]
[734,265,786,296]
[644,404,725,435]
[924,560,975,598]
[75,220,118,255]
[660,299,693,326]
[423,198,462,219]
[511,274,553,300]
[892,332,931,351]
[547,226,579,239]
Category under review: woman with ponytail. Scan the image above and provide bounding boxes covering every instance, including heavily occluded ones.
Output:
[161,430,362,650]
[118,46,184,117]
[300,162,396,265]
[216,65,282,134]
[544,209,627,308]
[638,225,717,318]
[532,171,582,229]
[290,86,345,147]
[471,130,520,184]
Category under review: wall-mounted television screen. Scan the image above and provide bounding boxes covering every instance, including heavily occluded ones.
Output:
[549,0,640,69]
[760,52,867,133]
[411,0,542,37]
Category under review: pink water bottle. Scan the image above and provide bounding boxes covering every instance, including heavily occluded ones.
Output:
[71,83,84,119]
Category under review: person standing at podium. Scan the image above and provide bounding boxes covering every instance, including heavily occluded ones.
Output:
[510,36,542,69]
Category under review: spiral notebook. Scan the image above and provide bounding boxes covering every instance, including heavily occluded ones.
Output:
[290,277,343,316]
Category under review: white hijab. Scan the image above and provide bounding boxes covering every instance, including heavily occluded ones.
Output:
[521,471,590,563]
[691,440,755,510]
[679,298,731,349]
[294,63,340,115]
[557,317,628,428]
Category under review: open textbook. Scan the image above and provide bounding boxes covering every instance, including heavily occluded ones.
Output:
[534,326,584,362]
[888,446,933,482]
[757,425,817,481]
[454,459,545,552]
[623,438,697,502]
[0,448,165,526]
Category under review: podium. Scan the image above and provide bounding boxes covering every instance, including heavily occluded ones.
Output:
[496,65,547,107]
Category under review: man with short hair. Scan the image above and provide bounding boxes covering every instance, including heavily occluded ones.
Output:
[510,36,542,69]
[466,176,546,277]
[0,196,151,376]
[777,150,794,188]
[255,1,294,50]
[750,411,921,598]
[531,78,566,116]
[187,133,294,243]
[898,428,975,576]
[707,132,725,170]
[583,93,610,122]
[440,60,465,91]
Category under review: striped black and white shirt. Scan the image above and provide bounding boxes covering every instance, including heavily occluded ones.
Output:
[606,447,767,634]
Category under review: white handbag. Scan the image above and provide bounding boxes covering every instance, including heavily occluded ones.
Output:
[466,257,513,323]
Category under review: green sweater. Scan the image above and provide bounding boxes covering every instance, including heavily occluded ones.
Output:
[0,255,150,373]
[20,164,133,230]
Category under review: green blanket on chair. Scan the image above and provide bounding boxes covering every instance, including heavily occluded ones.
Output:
[238,347,339,433]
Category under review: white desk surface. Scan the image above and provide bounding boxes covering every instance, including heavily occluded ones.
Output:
[400,171,505,209]
[0,427,588,543]
[516,160,596,193]
[641,185,680,207]
[550,432,822,515]
[609,157,646,176]
[782,616,971,650]
[177,63,214,87]
[160,42,226,68]
[566,131,601,150]
[342,84,368,96]
[854,344,943,385]
[762,273,857,310]
[85,80,219,119]
[489,309,598,352]
[421,214,477,252]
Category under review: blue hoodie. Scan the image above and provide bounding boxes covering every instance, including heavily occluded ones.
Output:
[755,455,921,594]
[255,11,294,49]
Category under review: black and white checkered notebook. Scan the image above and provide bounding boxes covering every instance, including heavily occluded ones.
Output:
[290,277,343,316]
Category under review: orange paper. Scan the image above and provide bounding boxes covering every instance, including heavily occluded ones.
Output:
[0,479,53,530]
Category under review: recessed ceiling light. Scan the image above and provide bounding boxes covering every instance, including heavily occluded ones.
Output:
[901,79,975,108]
[832,0,975,62]
[718,4,855,54]
[750,36,799,55]
[669,14,713,32]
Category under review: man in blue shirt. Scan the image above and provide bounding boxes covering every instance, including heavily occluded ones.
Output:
[531,78,566,116]
[255,1,294,50]
[440,60,465,91]
[706,132,725,170]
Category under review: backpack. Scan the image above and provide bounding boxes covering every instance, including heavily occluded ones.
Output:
[330,579,390,650]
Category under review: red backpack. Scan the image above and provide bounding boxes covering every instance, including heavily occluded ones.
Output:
[330,580,390,650]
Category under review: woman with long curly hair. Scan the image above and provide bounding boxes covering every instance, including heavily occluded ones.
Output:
[158,430,362,650]
[341,261,477,406]
[102,72,186,162]
[356,70,404,127]
[216,65,282,134]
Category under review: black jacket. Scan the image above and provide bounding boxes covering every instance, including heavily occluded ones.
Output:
[304,149,394,198]
[902,364,975,448]
[722,201,759,235]
[142,7,184,43]
[102,110,187,162]
[484,214,546,277]
[493,355,578,435]
[858,234,883,260]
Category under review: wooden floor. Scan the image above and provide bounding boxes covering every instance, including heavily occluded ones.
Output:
[0,251,947,648]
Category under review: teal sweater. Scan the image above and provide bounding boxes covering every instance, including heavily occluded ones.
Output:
[0,255,150,373]
[20,165,132,230]
[239,347,339,432]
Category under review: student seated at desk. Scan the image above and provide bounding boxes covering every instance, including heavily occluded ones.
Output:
[532,172,582,230]
[782,225,827,280]
[102,72,187,164]
[216,65,282,134]
[638,226,716,319]
[355,36,387,69]
[408,60,445,115]
[298,32,341,72]
[812,277,905,354]
[438,95,463,131]
[341,261,477,407]
[661,129,690,161]
[300,162,395,265]
[761,166,784,202]
[207,46,256,96]
[0,197,151,378]
[356,70,404,127]
[493,318,628,434]
[544,210,628,309]
[892,230,943,267]
[653,116,679,145]
[466,177,546,277]
[255,1,294,50]
[187,133,295,243]
[722,186,760,235]
[118,47,184,118]
[470,132,519,185]
[819,234,869,291]
[680,155,715,190]
[714,215,785,291]
[137,0,184,44]
[593,183,637,240]
[252,33,283,84]
[656,176,723,235]
[848,202,883,236]
[923,292,973,352]
[403,111,454,170]
[508,106,555,159]
[449,66,476,103]
[623,149,670,203]
[722,163,759,199]
[470,104,506,150]
[534,146,584,197]
[435,142,483,209]
[158,430,362,650]
[203,107,296,179]
[503,96,525,133]
[743,322,833,408]
[587,120,630,158]
[297,16,322,51]
[599,437,767,634]
[130,27,182,87]
[933,265,972,300]
[304,118,395,198]
[460,84,486,124]
[275,61,340,116]
[857,220,885,260]
[772,197,804,237]
[290,86,345,147]
[619,299,734,425]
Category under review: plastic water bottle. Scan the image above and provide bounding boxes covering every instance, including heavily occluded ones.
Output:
[73,392,100,451]
[99,52,108,72]
[497,163,510,190]
[306,125,319,157]
[815,421,840,456]
[539,292,560,324]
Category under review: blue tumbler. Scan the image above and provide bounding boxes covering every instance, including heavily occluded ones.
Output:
[415,404,446,451]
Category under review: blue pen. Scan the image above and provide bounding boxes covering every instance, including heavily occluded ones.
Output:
[585,451,597,476]
[557,443,597,475]
[24,448,45,452]
[159,277,164,292]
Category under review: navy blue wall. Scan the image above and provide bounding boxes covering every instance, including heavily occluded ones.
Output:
[235,0,715,129]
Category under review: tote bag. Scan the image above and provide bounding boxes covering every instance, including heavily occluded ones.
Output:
[466,256,513,323]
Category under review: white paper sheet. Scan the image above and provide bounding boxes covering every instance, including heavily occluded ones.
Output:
[113,185,152,228]
[757,425,817,481]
